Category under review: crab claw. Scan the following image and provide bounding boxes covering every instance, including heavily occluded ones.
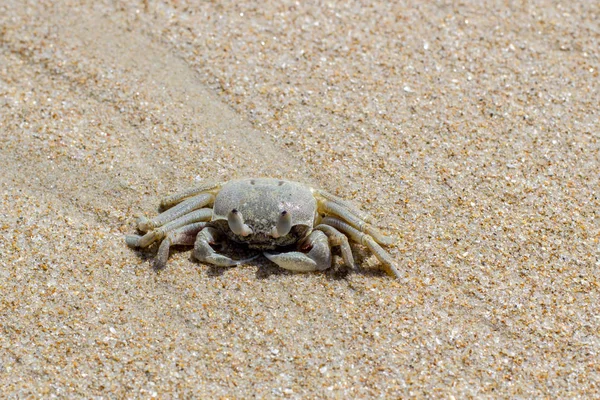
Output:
[270,210,292,238]
[265,230,331,272]
[194,227,257,267]
[227,209,253,237]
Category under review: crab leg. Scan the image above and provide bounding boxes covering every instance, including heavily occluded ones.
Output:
[126,208,213,248]
[316,189,374,223]
[194,227,258,267]
[264,230,332,272]
[321,217,404,280]
[153,222,208,270]
[160,181,221,209]
[320,201,394,245]
[137,193,214,231]
[314,224,355,269]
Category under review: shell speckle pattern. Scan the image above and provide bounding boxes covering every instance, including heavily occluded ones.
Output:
[126,178,402,279]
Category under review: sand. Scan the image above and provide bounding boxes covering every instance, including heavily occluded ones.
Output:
[1,0,598,397]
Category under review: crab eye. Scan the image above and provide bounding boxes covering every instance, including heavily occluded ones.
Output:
[228,209,253,237]
[271,210,292,238]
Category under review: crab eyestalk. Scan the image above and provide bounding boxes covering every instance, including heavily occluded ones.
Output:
[271,210,292,238]
[227,209,253,237]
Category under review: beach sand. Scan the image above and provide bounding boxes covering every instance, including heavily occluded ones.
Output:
[1,1,598,397]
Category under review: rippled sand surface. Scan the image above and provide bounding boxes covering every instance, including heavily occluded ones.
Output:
[1,1,598,397]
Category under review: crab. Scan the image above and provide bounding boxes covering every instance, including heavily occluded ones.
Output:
[125,178,402,279]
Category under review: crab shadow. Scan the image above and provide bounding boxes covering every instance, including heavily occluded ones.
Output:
[203,256,386,281]
[129,242,388,281]
[198,243,389,281]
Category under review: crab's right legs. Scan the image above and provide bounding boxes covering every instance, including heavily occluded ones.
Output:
[194,227,258,267]
[160,181,221,209]
[137,193,214,231]
[153,222,207,270]
[126,208,213,248]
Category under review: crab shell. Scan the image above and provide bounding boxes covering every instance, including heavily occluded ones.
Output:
[211,178,318,250]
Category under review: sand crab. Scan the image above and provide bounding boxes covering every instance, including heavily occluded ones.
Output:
[126,178,402,279]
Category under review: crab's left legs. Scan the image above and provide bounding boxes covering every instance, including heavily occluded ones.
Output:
[314,224,355,269]
[265,230,332,272]
[320,200,394,245]
[153,222,207,270]
[322,216,404,280]
[316,189,374,224]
